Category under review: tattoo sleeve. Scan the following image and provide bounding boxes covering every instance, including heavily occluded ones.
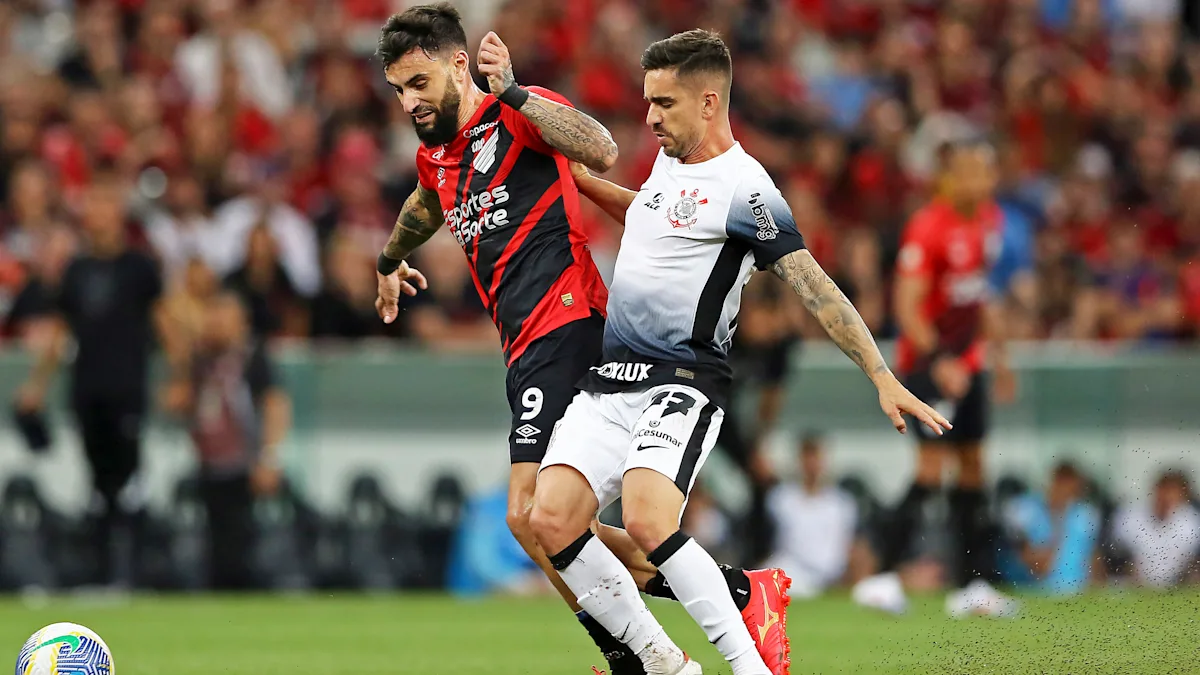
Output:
[771,250,892,382]
[519,93,619,173]
[382,184,445,261]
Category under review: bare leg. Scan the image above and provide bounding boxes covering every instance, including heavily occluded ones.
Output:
[506,462,580,610]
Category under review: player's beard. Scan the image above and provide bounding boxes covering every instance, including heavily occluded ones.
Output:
[412,82,462,147]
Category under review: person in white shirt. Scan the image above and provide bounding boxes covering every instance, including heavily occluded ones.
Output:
[527,29,950,675]
[764,435,858,599]
[1113,471,1200,588]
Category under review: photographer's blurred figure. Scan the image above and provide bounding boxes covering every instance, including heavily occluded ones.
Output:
[764,435,861,598]
[163,291,291,590]
[1112,471,1200,588]
[15,172,165,589]
[998,462,1101,597]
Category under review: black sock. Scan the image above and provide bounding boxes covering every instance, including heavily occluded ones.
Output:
[950,487,992,586]
[643,563,751,612]
[882,482,934,572]
[577,610,645,675]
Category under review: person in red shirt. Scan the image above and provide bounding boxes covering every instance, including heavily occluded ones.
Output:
[888,140,1015,603]
[368,6,763,674]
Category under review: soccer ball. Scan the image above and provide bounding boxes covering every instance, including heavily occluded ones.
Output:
[14,623,114,675]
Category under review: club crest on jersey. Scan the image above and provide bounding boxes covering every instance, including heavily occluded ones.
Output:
[472,132,500,174]
[668,189,708,229]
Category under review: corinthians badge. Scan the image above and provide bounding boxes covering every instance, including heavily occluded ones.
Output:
[667,188,708,229]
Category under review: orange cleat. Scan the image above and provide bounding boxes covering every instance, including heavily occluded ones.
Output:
[740,568,792,675]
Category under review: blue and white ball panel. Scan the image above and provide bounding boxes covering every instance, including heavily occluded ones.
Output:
[15,622,113,675]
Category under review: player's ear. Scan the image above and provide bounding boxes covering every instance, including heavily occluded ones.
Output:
[452,49,470,80]
[701,90,720,120]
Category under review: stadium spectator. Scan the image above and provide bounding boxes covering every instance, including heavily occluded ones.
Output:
[1111,470,1200,588]
[764,435,862,599]
[163,290,291,590]
[999,462,1102,595]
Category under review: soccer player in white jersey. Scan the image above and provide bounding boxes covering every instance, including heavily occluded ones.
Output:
[528,30,952,675]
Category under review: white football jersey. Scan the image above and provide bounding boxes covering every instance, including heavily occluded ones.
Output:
[582,142,806,400]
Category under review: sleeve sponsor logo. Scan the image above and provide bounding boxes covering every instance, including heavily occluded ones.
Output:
[748,192,778,241]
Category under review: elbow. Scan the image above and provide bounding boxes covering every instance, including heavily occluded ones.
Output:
[590,143,618,174]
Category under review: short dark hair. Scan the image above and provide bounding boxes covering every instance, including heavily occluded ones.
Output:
[376,3,467,68]
[641,29,732,88]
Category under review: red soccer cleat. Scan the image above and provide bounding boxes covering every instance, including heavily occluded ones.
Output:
[741,568,792,675]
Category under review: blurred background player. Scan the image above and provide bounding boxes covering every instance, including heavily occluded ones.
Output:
[14,171,169,589]
[162,290,291,590]
[863,139,1017,616]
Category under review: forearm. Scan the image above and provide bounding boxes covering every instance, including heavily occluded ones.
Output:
[518,93,618,173]
[381,186,444,262]
[26,319,66,389]
[260,389,291,458]
[771,250,891,385]
[896,306,938,356]
[985,301,1010,369]
[575,172,636,226]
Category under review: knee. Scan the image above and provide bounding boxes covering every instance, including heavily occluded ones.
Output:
[528,500,583,555]
[505,501,533,541]
[621,509,674,555]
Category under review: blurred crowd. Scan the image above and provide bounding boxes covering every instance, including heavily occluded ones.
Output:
[4,0,1200,352]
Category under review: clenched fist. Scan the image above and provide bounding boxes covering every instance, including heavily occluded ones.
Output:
[477,31,516,98]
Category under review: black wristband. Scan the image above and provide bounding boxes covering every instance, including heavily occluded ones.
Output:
[497,82,529,110]
[377,252,402,276]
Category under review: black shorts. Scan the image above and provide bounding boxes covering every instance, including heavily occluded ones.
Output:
[505,312,604,464]
[903,370,988,444]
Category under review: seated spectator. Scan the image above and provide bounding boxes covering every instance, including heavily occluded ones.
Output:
[1112,470,1200,588]
[224,223,308,338]
[145,172,228,285]
[764,434,860,598]
[310,233,390,340]
[400,231,497,352]
[1000,462,1101,595]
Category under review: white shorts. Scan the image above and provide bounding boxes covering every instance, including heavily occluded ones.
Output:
[540,384,725,514]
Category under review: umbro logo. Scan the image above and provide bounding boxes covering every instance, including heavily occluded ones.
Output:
[514,423,541,445]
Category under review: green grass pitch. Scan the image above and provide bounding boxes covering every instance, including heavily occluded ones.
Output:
[3,590,1198,674]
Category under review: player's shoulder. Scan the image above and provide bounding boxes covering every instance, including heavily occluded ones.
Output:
[904,199,949,237]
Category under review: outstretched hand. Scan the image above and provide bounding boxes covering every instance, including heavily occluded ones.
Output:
[876,375,952,436]
[375,261,428,325]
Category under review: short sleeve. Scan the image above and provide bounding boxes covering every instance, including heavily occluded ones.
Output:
[725,173,807,270]
[502,85,575,154]
[989,208,1033,293]
[896,212,938,280]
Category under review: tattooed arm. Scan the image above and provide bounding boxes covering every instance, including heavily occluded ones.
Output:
[375,185,440,324]
[382,183,444,263]
[516,93,619,173]
[771,250,890,383]
[478,31,618,173]
[770,249,949,434]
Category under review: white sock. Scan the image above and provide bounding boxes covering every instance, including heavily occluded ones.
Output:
[555,533,685,674]
[656,536,770,675]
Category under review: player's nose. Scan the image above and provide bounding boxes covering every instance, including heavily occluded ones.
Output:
[645,107,662,127]
[401,92,424,115]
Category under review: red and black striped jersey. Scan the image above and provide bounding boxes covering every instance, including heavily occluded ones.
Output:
[415,87,608,365]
